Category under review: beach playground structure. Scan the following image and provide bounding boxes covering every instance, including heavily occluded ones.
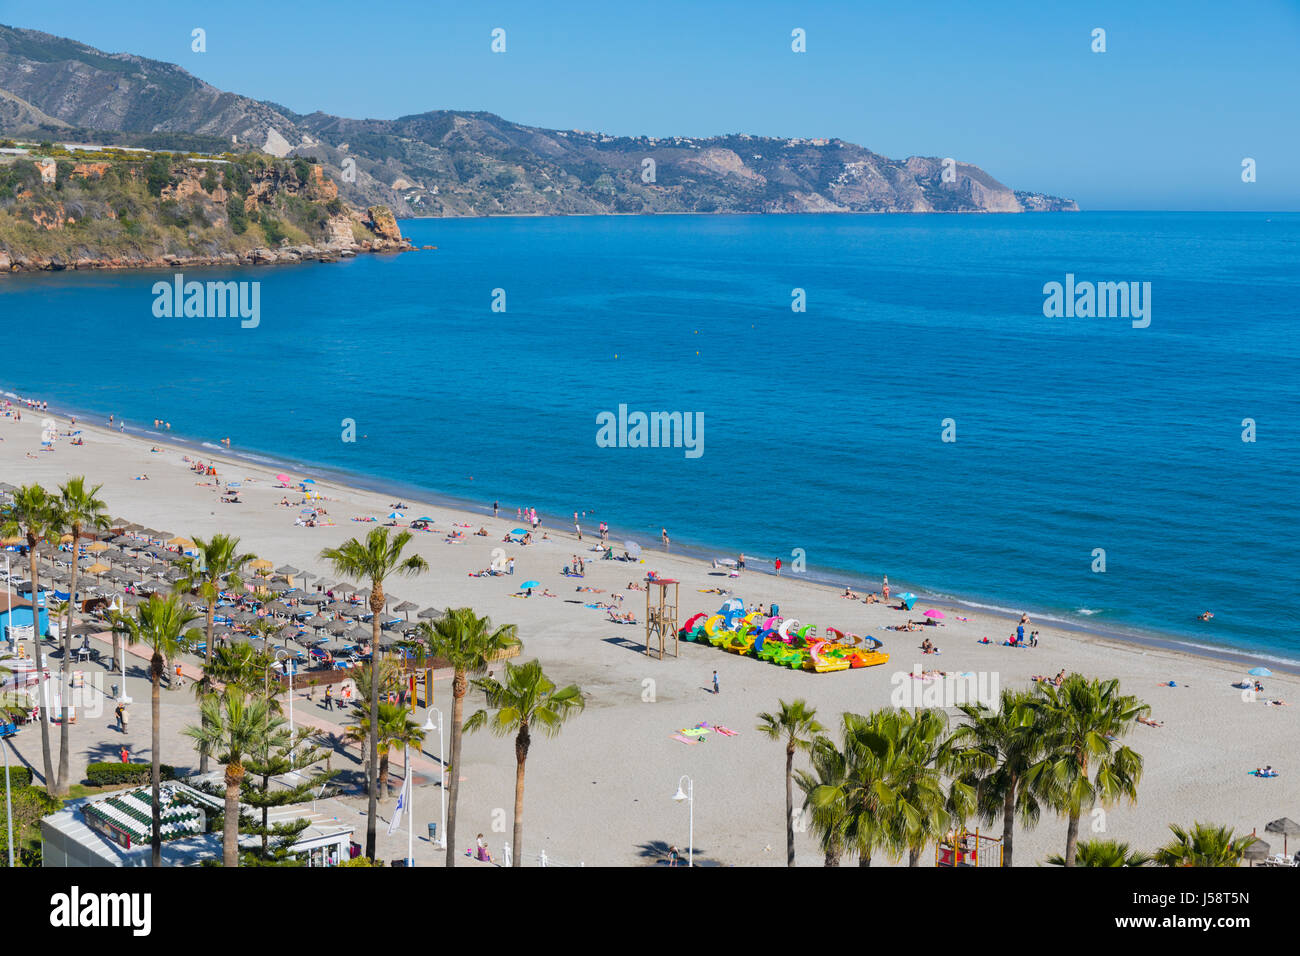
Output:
[935,829,1003,867]
[644,577,680,660]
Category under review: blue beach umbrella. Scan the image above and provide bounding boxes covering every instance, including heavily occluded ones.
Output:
[520,580,540,589]
[415,516,435,523]
[1248,667,1272,677]
[387,512,404,520]
[511,528,527,535]
[899,592,918,609]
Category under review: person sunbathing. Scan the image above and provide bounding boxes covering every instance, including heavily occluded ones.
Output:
[842,587,859,599]
[1137,716,1164,727]
[1265,699,1289,706]
[475,527,488,536]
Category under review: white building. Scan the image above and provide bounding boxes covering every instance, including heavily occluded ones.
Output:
[41,780,355,867]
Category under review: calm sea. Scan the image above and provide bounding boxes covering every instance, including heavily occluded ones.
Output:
[2,212,1297,663]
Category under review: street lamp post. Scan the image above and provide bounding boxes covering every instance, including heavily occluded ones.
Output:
[672,775,694,867]
[275,650,295,768]
[423,708,446,849]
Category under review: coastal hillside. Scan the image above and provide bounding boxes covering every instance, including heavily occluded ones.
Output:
[0,146,409,271]
[0,23,1079,219]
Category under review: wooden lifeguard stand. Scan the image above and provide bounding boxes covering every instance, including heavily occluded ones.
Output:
[645,577,679,660]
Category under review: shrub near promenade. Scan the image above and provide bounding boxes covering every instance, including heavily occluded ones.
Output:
[86,762,177,787]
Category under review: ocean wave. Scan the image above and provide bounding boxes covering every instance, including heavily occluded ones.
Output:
[1076,608,1102,616]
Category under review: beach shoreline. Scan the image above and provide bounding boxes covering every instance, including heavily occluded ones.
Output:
[3,395,1297,867]
[5,383,1292,676]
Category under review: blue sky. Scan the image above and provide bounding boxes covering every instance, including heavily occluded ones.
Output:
[8,0,1300,209]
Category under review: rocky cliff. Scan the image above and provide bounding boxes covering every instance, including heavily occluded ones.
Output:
[0,149,410,272]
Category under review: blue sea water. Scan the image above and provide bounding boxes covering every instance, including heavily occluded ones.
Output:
[2,212,1297,663]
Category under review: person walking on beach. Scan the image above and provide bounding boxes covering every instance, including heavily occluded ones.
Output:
[882,576,890,602]
[323,685,334,711]
[493,501,499,518]
[662,528,670,551]
[712,670,719,695]
[774,557,782,576]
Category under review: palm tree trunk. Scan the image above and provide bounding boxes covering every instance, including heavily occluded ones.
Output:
[365,614,380,860]
[512,734,527,868]
[151,656,162,867]
[379,751,390,798]
[28,543,55,797]
[445,669,466,868]
[825,848,840,866]
[223,765,241,867]
[858,854,871,866]
[908,848,921,866]
[1064,809,1081,867]
[784,746,795,866]
[56,534,79,795]
[205,597,215,667]
[1001,783,1016,867]
[199,599,215,774]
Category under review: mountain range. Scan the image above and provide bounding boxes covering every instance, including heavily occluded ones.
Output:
[0,23,1079,218]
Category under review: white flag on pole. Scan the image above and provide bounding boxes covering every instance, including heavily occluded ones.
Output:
[387,775,408,836]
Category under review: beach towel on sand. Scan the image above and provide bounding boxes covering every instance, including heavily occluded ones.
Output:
[671,734,699,745]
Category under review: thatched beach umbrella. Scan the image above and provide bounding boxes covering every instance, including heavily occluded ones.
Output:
[275,565,300,576]
[417,607,440,620]
[298,594,326,605]
[394,600,418,621]
[1265,818,1300,855]
[1243,837,1270,864]
[327,620,350,635]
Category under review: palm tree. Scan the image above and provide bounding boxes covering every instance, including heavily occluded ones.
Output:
[872,709,961,866]
[795,735,852,866]
[1048,839,1152,867]
[173,536,255,775]
[1,484,61,796]
[952,689,1047,867]
[1153,823,1257,867]
[465,659,584,867]
[185,690,286,867]
[319,528,428,860]
[174,534,257,667]
[420,607,520,867]
[52,477,109,795]
[124,594,201,866]
[756,699,822,866]
[1024,675,1148,867]
[348,701,426,797]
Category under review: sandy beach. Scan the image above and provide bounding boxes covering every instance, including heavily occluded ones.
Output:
[3,406,1297,867]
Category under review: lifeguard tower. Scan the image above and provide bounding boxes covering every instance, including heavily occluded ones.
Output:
[935,828,1003,867]
[644,577,680,660]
